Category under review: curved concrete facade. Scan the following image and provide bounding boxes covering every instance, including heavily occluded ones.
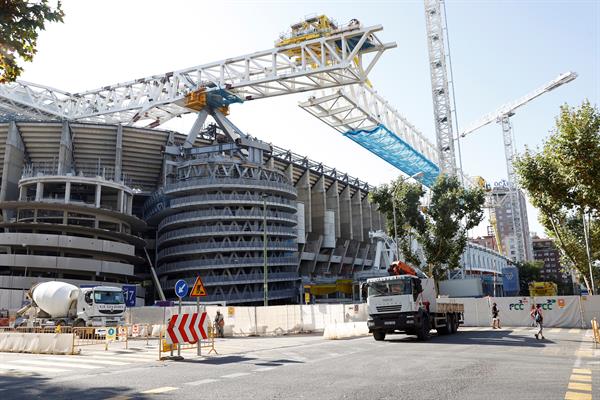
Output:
[145,157,300,304]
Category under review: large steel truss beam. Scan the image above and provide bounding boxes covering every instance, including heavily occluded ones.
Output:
[0,25,395,127]
[299,84,440,186]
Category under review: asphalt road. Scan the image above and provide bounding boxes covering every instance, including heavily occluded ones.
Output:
[0,326,597,400]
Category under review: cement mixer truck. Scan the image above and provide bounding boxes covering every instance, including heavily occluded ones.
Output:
[15,281,126,328]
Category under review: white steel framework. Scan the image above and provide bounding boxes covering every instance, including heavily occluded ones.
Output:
[424,0,457,176]
[0,24,395,127]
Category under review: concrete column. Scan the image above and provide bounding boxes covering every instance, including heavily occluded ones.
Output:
[295,169,312,233]
[19,186,26,201]
[35,182,43,201]
[371,205,382,231]
[284,164,294,184]
[95,185,101,208]
[1,122,27,203]
[127,194,133,214]
[266,157,275,170]
[115,124,123,182]
[339,184,353,240]
[326,180,340,238]
[117,189,124,213]
[352,190,364,242]
[311,174,326,236]
[64,181,71,204]
[362,197,373,239]
[58,121,74,175]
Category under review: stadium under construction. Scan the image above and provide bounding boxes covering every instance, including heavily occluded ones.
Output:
[0,15,515,306]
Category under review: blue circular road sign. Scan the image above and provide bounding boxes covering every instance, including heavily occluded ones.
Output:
[174,280,189,298]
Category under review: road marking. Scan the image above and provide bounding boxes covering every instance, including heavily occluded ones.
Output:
[11,360,102,369]
[569,328,582,334]
[0,364,69,374]
[572,368,592,375]
[564,392,592,400]
[141,387,178,394]
[185,378,218,386]
[567,381,592,392]
[221,372,251,378]
[253,367,276,372]
[550,328,562,333]
[570,374,592,382]
[51,357,128,366]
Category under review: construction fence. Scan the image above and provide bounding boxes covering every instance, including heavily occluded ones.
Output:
[126,296,600,335]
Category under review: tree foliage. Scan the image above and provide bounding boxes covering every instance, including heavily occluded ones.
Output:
[515,101,600,292]
[370,174,485,281]
[516,261,542,296]
[0,0,64,83]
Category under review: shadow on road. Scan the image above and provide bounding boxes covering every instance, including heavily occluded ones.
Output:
[254,358,304,367]
[386,329,556,347]
[178,355,257,365]
[0,374,142,400]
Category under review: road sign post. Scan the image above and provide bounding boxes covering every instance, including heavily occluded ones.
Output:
[174,280,189,359]
[190,276,207,356]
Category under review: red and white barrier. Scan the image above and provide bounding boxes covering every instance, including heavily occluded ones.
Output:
[166,312,208,344]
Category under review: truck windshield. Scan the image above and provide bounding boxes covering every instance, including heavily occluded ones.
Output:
[94,291,124,304]
[368,280,412,297]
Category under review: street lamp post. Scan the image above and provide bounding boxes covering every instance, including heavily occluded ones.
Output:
[582,210,595,295]
[262,194,268,307]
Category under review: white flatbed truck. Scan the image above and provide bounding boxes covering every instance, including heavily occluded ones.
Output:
[365,274,464,341]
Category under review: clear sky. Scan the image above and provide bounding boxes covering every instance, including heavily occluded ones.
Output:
[19,0,600,238]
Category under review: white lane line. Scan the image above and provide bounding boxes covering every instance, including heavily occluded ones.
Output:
[568,328,582,334]
[185,378,219,386]
[78,355,154,363]
[48,357,128,366]
[221,372,251,378]
[141,386,178,394]
[549,328,562,333]
[253,367,276,372]
[0,364,69,373]
[11,360,102,369]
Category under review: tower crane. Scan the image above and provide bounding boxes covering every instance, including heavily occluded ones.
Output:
[460,71,577,262]
[424,0,458,177]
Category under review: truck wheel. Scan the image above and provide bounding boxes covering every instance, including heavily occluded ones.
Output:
[373,330,386,341]
[417,316,431,341]
[73,319,85,328]
[453,315,460,333]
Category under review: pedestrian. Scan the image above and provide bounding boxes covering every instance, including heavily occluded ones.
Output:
[214,310,224,338]
[531,304,545,340]
[491,302,501,329]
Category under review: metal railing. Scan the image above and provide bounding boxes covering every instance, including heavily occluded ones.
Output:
[157,225,297,246]
[164,177,297,197]
[158,209,297,231]
[156,256,298,275]
[21,162,132,186]
[157,240,298,259]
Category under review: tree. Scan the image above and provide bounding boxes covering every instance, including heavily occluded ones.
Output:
[0,0,64,83]
[516,261,542,296]
[370,174,485,281]
[515,101,600,293]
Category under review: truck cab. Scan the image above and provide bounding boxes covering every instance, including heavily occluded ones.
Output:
[76,286,126,327]
[365,275,462,341]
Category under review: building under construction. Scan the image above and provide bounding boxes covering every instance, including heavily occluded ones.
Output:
[0,120,386,306]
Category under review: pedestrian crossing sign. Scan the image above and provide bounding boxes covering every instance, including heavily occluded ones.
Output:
[190,276,207,297]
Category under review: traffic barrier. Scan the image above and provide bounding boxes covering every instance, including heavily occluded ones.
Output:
[0,332,74,354]
[592,318,600,349]
[323,321,369,340]
[158,323,217,360]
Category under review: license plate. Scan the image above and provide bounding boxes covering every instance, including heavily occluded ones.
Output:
[384,321,395,326]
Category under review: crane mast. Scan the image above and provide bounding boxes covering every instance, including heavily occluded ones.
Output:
[424,0,457,176]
